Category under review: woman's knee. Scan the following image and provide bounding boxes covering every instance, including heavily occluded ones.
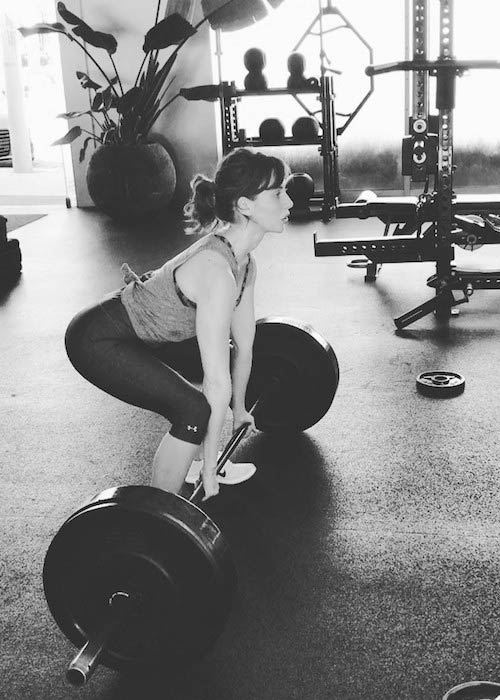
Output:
[65,309,90,368]
[170,392,211,445]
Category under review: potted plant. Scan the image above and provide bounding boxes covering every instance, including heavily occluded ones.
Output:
[18,1,236,220]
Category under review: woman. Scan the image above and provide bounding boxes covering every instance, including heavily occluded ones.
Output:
[65,148,292,501]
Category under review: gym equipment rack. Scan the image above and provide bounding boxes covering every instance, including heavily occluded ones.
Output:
[212,2,373,224]
[314,0,500,328]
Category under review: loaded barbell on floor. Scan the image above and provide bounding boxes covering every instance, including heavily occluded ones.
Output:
[43,317,340,686]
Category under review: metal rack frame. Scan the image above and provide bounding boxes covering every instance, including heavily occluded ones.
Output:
[314,0,500,328]
[213,1,374,223]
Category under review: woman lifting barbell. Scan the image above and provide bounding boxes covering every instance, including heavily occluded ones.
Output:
[64,148,293,501]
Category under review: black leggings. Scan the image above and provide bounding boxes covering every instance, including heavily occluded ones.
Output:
[64,296,210,445]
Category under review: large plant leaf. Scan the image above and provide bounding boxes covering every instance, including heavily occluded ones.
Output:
[130,52,178,137]
[116,87,143,115]
[57,2,117,54]
[18,22,66,37]
[102,127,119,145]
[52,126,82,145]
[56,2,83,25]
[136,55,158,92]
[201,0,268,31]
[91,92,103,112]
[147,52,178,104]
[72,26,118,54]
[100,85,116,111]
[57,110,92,119]
[118,110,138,143]
[143,13,196,53]
[146,57,160,82]
[94,76,118,96]
[76,71,101,90]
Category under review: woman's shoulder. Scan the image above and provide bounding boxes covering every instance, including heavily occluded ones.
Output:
[190,234,236,272]
[174,237,236,302]
[192,247,235,274]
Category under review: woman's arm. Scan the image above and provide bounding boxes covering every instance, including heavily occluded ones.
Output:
[230,276,256,416]
[195,255,237,473]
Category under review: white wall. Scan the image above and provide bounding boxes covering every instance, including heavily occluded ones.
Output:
[58,0,219,207]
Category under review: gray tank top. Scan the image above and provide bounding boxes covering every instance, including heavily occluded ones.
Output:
[120,232,255,344]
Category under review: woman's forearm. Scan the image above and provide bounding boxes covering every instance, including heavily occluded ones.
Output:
[230,349,253,413]
[202,379,232,466]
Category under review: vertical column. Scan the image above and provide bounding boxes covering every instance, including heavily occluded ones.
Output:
[403,0,411,194]
[435,0,454,293]
[220,92,238,155]
[0,10,32,173]
[319,2,337,221]
[320,74,337,222]
[412,0,428,122]
[408,0,430,184]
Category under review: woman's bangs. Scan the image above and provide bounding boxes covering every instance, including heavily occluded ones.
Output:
[256,158,286,193]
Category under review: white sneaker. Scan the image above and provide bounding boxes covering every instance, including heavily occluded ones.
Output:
[185,458,256,485]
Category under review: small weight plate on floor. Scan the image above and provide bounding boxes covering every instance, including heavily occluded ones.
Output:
[442,680,500,700]
[43,486,237,674]
[246,317,339,432]
[416,371,465,398]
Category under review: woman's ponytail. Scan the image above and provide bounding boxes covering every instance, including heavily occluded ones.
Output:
[184,174,217,235]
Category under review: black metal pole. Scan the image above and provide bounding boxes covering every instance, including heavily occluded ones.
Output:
[189,378,280,504]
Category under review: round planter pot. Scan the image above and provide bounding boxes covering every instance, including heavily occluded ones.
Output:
[86,142,177,220]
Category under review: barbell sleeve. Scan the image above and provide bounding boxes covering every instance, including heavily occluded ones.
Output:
[65,592,133,686]
[66,618,115,686]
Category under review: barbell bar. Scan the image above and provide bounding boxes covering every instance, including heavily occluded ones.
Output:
[43,317,340,685]
[190,376,280,503]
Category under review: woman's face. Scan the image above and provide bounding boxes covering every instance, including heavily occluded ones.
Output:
[247,184,293,233]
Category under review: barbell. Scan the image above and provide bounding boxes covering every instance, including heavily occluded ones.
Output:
[43,317,340,686]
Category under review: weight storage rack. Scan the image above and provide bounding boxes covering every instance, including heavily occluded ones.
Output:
[218,77,337,223]
[209,2,374,223]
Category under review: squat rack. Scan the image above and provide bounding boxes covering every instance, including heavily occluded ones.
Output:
[314,0,500,328]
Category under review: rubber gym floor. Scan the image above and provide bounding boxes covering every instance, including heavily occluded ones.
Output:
[2,207,500,700]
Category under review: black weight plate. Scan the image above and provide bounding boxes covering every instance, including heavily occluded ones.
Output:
[0,241,21,267]
[0,237,20,251]
[43,486,237,674]
[442,680,500,700]
[246,317,339,432]
[0,259,22,275]
[416,371,465,398]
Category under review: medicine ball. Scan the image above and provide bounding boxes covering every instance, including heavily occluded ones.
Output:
[259,118,286,145]
[287,52,305,74]
[291,116,320,143]
[286,172,315,211]
[244,47,266,71]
